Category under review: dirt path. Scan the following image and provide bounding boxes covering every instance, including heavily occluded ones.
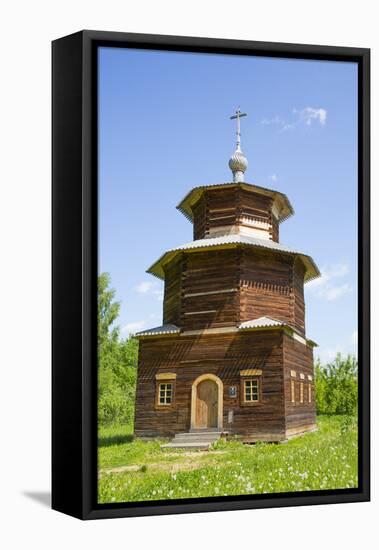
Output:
[99,450,227,478]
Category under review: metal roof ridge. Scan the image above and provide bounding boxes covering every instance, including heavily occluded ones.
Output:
[176,181,294,224]
[239,315,285,325]
[135,324,180,337]
[146,234,320,283]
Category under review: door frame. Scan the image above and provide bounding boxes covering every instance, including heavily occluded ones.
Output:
[190,374,223,430]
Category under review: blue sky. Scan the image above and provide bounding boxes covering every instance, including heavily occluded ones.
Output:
[99,47,358,363]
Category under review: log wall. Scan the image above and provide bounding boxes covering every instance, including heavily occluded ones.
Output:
[181,249,239,331]
[192,195,207,241]
[191,186,280,242]
[134,330,286,440]
[293,258,306,336]
[162,255,183,325]
[161,247,306,334]
[240,249,306,334]
[283,333,316,436]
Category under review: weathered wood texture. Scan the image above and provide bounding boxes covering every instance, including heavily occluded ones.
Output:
[181,249,239,331]
[293,258,306,336]
[240,248,302,329]
[134,330,287,439]
[162,247,306,333]
[238,188,278,242]
[205,187,239,236]
[271,216,280,242]
[283,333,316,435]
[192,195,208,240]
[163,255,183,325]
[191,186,280,242]
[196,380,218,428]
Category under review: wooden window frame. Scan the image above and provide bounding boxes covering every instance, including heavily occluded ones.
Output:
[155,379,176,409]
[308,383,312,404]
[300,381,304,404]
[291,379,295,403]
[240,377,261,406]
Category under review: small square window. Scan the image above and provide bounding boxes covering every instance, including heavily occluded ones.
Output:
[244,379,259,403]
[158,383,173,405]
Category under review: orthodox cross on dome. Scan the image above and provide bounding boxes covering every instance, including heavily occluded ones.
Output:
[230,107,247,151]
[229,107,249,183]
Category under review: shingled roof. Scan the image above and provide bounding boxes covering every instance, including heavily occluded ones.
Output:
[135,316,317,347]
[135,324,180,337]
[176,182,294,224]
[147,234,320,283]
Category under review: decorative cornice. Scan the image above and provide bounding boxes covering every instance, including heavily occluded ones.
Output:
[155,373,177,380]
[240,369,263,376]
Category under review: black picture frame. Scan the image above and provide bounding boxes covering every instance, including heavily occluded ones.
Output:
[52,30,370,520]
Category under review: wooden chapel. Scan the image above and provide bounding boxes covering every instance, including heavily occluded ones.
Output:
[134,109,320,447]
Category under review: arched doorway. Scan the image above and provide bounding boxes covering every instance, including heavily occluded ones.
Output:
[190,374,223,430]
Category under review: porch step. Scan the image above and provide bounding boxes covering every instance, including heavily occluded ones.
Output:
[161,431,222,450]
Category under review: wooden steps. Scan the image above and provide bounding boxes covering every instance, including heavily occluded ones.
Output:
[161,431,222,450]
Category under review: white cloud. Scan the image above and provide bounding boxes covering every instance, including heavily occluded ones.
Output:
[294,107,327,126]
[307,263,352,301]
[322,283,352,301]
[261,115,285,126]
[261,106,327,132]
[135,280,164,302]
[121,320,146,333]
[135,281,154,293]
[307,263,349,288]
[269,174,278,183]
[281,123,295,132]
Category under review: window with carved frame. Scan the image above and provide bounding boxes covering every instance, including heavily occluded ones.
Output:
[155,374,176,408]
[243,378,260,403]
[158,382,172,405]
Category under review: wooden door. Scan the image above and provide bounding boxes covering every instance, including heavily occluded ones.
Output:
[196,380,218,428]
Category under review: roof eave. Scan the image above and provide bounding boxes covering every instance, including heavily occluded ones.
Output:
[176,182,294,224]
[147,241,320,283]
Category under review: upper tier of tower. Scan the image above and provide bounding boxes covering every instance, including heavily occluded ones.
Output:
[176,181,294,243]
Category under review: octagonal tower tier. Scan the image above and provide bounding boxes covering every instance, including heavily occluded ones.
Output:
[178,181,293,242]
[145,181,319,339]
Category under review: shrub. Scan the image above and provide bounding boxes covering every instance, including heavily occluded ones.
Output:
[315,353,358,416]
[98,273,138,427]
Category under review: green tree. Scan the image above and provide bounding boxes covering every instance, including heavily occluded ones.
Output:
[98,273,138,426]
[315,353,358,415]
[98,272,120,346]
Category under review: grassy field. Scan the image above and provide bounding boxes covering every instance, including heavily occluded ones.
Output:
[98,415,358,504]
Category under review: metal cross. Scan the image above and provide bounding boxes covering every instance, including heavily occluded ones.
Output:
[230,107,247,149]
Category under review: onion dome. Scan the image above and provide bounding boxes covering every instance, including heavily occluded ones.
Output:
[229,146,248,183]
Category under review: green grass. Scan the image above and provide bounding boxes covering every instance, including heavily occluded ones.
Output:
[98,415,358,504]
